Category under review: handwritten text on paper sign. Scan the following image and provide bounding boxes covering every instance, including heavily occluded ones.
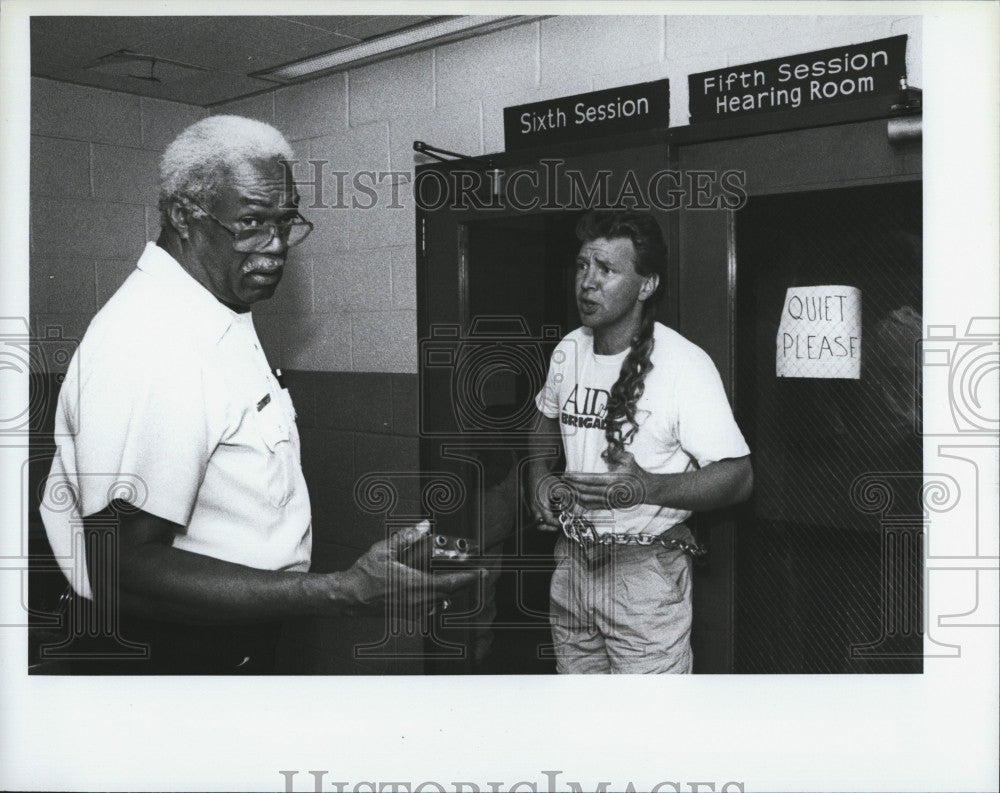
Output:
[777,285,862,379]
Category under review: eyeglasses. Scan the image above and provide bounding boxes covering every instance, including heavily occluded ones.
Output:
[189,202,313,252]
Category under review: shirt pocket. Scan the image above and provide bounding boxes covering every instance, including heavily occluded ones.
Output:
[255,398,296,508]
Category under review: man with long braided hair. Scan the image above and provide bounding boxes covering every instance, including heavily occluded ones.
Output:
[528,209,753,673]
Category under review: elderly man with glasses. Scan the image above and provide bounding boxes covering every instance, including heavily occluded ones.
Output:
[40,115,477,674]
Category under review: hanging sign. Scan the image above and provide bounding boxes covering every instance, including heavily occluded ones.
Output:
[504,79,669,151]
[689,35,907,122]
[777,286,862,379]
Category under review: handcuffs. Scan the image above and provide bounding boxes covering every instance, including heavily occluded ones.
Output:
[552,502,708,570]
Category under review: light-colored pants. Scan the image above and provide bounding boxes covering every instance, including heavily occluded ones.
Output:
[549,535,693,673]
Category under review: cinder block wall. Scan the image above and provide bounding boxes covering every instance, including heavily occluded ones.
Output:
[31,14,923,370]
[30,79,206,342]
[212,13,922,376]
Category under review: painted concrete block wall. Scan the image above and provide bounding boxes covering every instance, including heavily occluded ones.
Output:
[30,77,206,351]
[211,13,921,375]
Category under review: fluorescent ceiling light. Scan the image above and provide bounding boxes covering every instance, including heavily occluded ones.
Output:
[255,15,537,82]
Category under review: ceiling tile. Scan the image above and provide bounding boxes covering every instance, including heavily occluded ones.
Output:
[338,16,438,41]
[31,32,94,72]
[203,16,335,55]
[32,16,209,52]
[276,16,373,36]
[152,72,278,106]
[259,32,360,62]
[33,66,183,103]
[31,18,207,71]
[28,14,453,106]
[128,25,291,74]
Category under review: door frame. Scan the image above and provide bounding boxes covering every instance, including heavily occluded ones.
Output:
[669,104,922,672]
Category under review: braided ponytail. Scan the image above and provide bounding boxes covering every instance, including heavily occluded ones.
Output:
[573,210,668,467]
[602,301,657,465]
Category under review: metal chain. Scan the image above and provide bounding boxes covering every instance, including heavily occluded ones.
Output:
[556,507,708,558]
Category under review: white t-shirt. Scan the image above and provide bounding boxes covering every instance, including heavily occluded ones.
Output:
[41,242,312,598]
[535,322,750,536]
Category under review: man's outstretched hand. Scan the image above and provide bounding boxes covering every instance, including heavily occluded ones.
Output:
[337,521,483,615]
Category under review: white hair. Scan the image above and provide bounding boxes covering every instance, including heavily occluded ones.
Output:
[158,115,296,215]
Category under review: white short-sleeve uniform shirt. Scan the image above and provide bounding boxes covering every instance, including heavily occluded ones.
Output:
[41,242,312,598]
[536,322,750,536]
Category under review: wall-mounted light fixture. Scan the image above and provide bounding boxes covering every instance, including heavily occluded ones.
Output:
[253,15,538,83]
[888,77,922,146]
